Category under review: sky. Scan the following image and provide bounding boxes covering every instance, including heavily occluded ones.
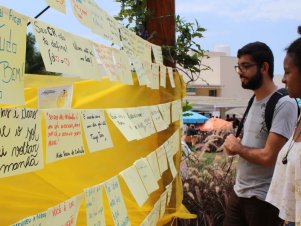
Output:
[1,0,301,76]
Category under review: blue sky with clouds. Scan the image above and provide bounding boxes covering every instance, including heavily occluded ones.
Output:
[1,0,300,75]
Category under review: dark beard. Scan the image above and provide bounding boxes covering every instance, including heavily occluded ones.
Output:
[241,69,263,90]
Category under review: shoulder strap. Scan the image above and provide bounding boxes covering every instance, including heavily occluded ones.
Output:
[265,88,288,132]
[236,95,255,137]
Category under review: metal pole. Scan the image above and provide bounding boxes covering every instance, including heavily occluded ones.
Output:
[27,6,50,26]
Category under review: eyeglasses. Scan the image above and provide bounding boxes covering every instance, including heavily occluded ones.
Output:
[234,63,257,73]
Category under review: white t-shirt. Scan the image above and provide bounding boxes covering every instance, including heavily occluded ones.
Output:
[266,138,301,225]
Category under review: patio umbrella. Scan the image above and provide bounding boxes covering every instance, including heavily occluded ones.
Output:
[183,111,209,124]
[197,118,232,131]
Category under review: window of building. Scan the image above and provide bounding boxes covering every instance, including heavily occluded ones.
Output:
[186,87,196,93]
[209,89,217,96]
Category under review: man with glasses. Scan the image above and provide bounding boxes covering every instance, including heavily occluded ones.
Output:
[223,42,298,226]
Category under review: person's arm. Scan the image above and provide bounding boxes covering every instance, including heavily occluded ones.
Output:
[224,133,287,167]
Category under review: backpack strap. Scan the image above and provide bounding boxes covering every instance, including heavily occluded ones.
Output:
[236,95,255,137]
[265,88,288,132]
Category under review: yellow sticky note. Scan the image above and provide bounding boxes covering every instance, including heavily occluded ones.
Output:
[0,6,27,105]
[44,109,85,163]
[151,44,163,65]
[106,108,141,141]
[165,182,173,205]
[47,194,83,226]
[151,63,160,90]
[158,102,171,126]
[149,105,168,132]
[81,109,113,152]
[146,151,161,181]
[94,43,117,81]
[164,140,177,178]
[156,145,168,175]
[70,0,92,28]
[12,211,46,226]
[44,0,66,14]
[134,158,159,194]
[104,176,130,226]
[112,49,133,85]
[159,64,167,88]
[171,99,181,123]
[167,66,176,88]
[84,184,105,226]
[0,108,43,178]
[71,34,100,80]
[140,200,160,226]
[120,166,149,207]
[135,36,152,63]
[131,57,150,86]
[125,107,154,139]
[160,191,167,218]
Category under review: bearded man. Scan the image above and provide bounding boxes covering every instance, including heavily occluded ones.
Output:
[223,42,298,226]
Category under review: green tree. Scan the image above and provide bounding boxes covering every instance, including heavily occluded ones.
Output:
[25,32,58,75]
[114,0,211,85]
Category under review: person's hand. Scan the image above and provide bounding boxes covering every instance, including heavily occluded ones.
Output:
[191,135,198,145]
[223,134,242,156]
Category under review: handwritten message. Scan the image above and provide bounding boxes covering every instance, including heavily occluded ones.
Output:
[44,109,85,163]
[70,0,92,28]
[164,140,177,178]
[120,166,149,207]
[159,64,167,88]
[81,109,113,152]
[151,63,160,90]
[104,176,130,226]
[156,145,168,175]
[12,211,46,226]
[134,158,159,194]
[120,27,136,58]
[171,99,181,123]
[45,0,66,14]
[71,34,100,80]
[47,194,83,226]
[125,107,155,139]
[158,102,171,126]
[135,36,152,63]
[106,108,141,141]
[94,43,117,81]
[149,105,167,132]
[38,85,73,109]
[0,108,43,178]
[84,184,105,226]
[112,49,133,85]
[167,67,175,88]
[151,44,163,65]
[32,18,99,79]
[0,6,27,105]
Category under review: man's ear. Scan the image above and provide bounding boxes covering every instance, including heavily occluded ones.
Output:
[261,62,269,74]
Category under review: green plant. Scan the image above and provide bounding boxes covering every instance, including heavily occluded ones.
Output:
[114,0,210,85]
[183,100,193,113]
[180,152,236,226]
[25,32,59,75]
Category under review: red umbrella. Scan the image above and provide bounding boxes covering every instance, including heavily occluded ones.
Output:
[196,118,232,131]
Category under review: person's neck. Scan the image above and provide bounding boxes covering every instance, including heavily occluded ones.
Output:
[254,81,277,101]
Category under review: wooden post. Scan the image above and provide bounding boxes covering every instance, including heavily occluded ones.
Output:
[146,0,176,67]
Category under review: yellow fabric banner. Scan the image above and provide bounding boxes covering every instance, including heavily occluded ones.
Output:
[0,73,195,225]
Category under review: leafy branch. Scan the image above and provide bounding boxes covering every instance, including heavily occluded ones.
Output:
[114,0,211,85]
